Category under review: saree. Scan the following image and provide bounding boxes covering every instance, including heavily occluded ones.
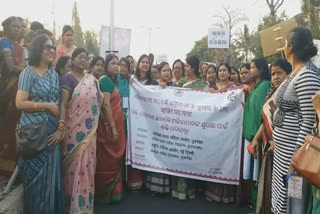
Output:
[95,76,126,203]
[171,78,208,200]
[205,82,239,204]
[256,88,277,214]
[127,76,157,190]
[0,39,24,177]
[18,66,64,214]
[62,74,100,214]
[54,45,76,67]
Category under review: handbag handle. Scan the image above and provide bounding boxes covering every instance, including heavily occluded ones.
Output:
[312,114,319,136]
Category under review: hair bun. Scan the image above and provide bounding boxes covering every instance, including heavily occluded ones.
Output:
[305,43,318,60]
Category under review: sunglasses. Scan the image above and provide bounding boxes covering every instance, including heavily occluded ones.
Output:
[43,45,56,52]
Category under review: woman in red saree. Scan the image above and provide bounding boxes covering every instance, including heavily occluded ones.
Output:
[94,54,126,203]
[0,16,25,176]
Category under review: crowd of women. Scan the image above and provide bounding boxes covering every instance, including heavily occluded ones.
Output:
[0,16,320,214]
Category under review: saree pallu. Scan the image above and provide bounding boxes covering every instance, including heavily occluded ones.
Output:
[256,90,277,214]
[62,74,100,214]
[18,115,64,214]
[95,88,126,203]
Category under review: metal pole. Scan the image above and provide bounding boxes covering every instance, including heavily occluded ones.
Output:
[110,0,114,52]
[148,27,152,53]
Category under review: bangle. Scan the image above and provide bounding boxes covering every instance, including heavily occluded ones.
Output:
[58,120,65,124]
[57,126,65,132]
[34,102,37,110]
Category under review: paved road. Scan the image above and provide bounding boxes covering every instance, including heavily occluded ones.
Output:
[95,190,250,214]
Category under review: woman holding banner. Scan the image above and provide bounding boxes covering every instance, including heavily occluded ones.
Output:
[95,54,126,203]
[145,61,173,195]
[206,64,218,90]
[172,59,185,85]
[172,55,208,200]
[127,54,158,191]
[205,62,241,204]
[251,59,292,214]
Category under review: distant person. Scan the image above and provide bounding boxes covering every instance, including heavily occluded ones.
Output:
[54,25,76,66]
[89,56,104,77]
[206,64,218,90]
[156,61,173,86]
[149,53,155,65]
[151,65,160,81]
[126,55,135,75]
[200,62,208,81]
[23,30,37,61]
[231,66,241,85]
[172,59,185,85]
[38,29,53,37]
[30,21,44,34]
[117,57,130,116]
[17,17,26,45]
[55,56,72,77]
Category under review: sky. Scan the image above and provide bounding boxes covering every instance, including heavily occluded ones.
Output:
[1,0,302,64]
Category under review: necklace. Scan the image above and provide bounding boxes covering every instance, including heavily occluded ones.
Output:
[290,63,304,77]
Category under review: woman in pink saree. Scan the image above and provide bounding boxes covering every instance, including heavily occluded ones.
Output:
[54,25,76,67]
[59,48,101,213]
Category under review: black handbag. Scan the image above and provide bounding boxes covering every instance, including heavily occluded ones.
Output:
[15,72,53,159]
[16,122,48,159]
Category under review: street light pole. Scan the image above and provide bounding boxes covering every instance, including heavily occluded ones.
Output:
[110,0,114,52]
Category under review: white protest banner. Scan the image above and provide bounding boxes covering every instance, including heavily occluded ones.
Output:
[208,28,230,49]
[126,77,244,185]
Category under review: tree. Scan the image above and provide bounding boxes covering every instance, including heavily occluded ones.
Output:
[210,7,248,65]
[266,0,285,20]
[72,2,84,47]
[187,36,243,67]
[84,31,100,56]
[52,20,58,45]
[252,10,288,62]
[212,7,248,43]
[301,0,320,39]
[235,24,256,62]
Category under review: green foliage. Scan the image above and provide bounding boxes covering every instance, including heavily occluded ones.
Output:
[84,31,100,56]
[301,0,320,39]
[252,11,288,62]
[235,24,255,62]
[72,2,84,48]
[187,36,243,67]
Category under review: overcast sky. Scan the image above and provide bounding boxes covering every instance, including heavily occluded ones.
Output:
[1,0,302,63]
